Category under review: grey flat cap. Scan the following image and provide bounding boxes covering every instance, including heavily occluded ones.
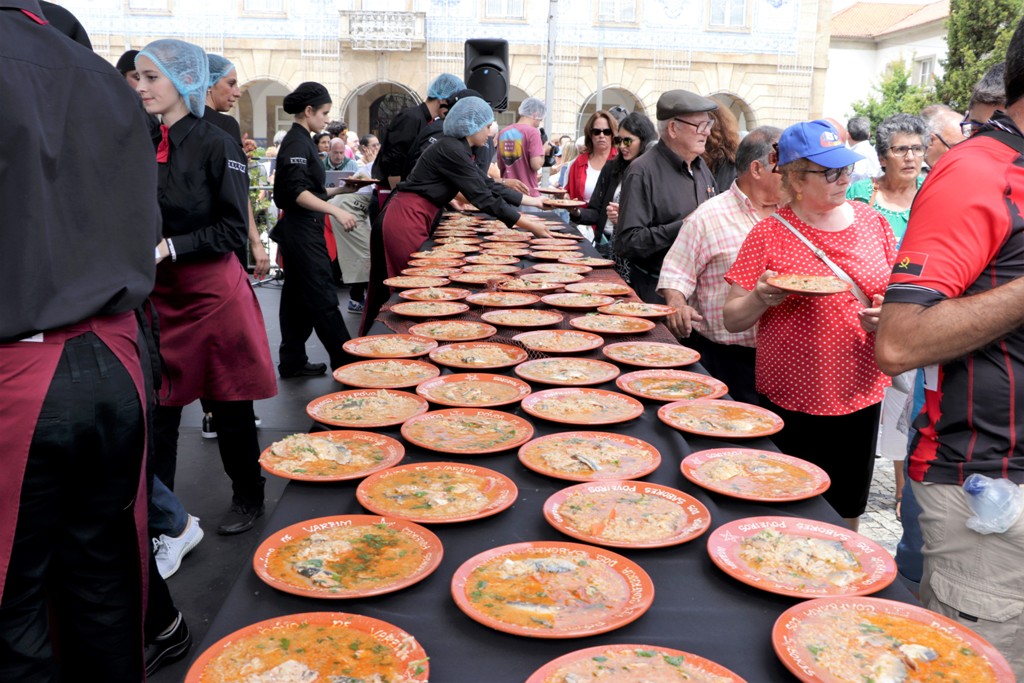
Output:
[656,90,718,121]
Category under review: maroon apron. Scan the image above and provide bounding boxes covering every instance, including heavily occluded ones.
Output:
[381,191,440,278]
[0,311,148,608]
[152,253,277,407]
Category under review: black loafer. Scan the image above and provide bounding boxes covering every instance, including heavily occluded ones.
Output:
[279,362,328,378]
[145,611,191,676]
[216,502,265,535]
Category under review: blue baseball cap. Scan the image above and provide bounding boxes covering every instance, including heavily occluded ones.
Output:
[777,119,864,168]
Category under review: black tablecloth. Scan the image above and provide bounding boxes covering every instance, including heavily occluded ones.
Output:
[194,216,915,682]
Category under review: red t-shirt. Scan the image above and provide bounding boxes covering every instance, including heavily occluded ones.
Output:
[886,124,1024,485]
[726,202,896,415]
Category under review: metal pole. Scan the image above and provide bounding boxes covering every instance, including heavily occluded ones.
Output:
[542,0,558,186]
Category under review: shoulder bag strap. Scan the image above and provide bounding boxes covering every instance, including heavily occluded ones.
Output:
[770,212,871,307]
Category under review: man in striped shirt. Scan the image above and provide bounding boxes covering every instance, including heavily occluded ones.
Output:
[657,126,783,403]
[876,17,1024,677]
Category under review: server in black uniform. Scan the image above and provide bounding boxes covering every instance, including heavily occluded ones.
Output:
[362,97,553,329]
[272,81,359,376]
[205,53,272,280]
[409,88,539,204]
[136,39,277,535]
[0,3,156,678]
[374,72,465,191]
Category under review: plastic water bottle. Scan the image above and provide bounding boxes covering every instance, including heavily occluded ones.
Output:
[963,473,1024,534]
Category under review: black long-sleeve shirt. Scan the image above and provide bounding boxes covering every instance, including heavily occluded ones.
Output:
[273,122,327,225]
[160,115,249,260]
[1,0,158,342]
[397,136,521,227]
[410,123,523,206]
[615,141,716,275]
[203,109,243,149]
[375,102,433,187]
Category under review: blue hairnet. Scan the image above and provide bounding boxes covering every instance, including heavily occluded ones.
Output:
[443,96,494,139]
[138,39,208,118]
[207,54,235,89]
[427,73,465,100]
[518,97,546,118]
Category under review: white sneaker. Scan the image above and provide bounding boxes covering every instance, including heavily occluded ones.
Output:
[154,515,204,579]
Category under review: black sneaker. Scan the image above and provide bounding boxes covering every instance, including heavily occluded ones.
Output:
[201,413,216,439]
[145,611,191,676]
[202,413,261,436]
[279,362,328,378]
[216,502,265,535]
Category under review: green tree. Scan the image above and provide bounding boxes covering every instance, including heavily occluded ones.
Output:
[935,0,1023,110]
[850,60,932,132]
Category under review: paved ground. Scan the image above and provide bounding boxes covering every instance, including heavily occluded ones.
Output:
[860,458,903,555]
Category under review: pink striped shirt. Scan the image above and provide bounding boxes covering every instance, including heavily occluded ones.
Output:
[657,181,761,346]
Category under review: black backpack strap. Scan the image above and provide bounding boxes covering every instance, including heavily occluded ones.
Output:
[975,128,1024,155]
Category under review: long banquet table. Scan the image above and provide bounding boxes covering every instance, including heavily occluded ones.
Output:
[193,212,915,682]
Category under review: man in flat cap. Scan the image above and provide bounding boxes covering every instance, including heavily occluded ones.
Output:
[615,89,718,303]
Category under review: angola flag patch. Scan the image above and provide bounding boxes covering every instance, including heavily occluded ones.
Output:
[892,252,927,277]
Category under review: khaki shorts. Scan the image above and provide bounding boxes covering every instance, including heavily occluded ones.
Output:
[912,479,1024,679]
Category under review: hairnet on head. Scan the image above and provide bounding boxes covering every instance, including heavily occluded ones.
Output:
[518,97,546,119]
[207,54,235,88]
[138,39,209,118]
[283,82,331,115]
[427,73,466,100]
[443,96,495,139]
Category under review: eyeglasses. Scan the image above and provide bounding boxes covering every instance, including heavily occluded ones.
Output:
[960,113,985,138]
[673,118,715,135]
[889,145,926,157]
[613,136,637,147]
[799,165,854,183]
[933,134,952,150]
[591,128,613,137]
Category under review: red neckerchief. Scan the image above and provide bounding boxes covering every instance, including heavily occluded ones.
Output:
[156,125,170,163]
[20,9,48,24]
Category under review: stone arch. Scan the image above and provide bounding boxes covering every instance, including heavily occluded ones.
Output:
[707,91,757,133]
[577,86,647,137]
[239,77,291,148]
[339,81,421,139]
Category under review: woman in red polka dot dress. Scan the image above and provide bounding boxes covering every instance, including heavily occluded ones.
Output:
[723,120,897,531]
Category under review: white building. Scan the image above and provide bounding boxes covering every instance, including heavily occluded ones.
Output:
[825,0,948,121]
[55,0,833,145]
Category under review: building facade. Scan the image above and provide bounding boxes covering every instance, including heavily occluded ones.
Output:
[59,0,831,145]
[825,0,948,120]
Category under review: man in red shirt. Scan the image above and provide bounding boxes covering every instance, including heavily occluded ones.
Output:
[876,17,1024,677]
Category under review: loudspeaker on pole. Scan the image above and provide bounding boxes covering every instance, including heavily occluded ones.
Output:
[464,38,509,113]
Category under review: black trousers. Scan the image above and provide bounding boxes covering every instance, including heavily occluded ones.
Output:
[153,400,264,506]
[0,333,143,682]
[275,215,351,371]
[628,266,666,305]
[758,394,881,518]
[685,332,758,406]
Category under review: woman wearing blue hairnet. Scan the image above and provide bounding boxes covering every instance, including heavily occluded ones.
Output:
[379,96,551,276]
[136,39,277,536]
[359,96,553,331]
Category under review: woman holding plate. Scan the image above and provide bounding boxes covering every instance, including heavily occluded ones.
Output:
[569,112,657,273]
[723,119,897,531]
